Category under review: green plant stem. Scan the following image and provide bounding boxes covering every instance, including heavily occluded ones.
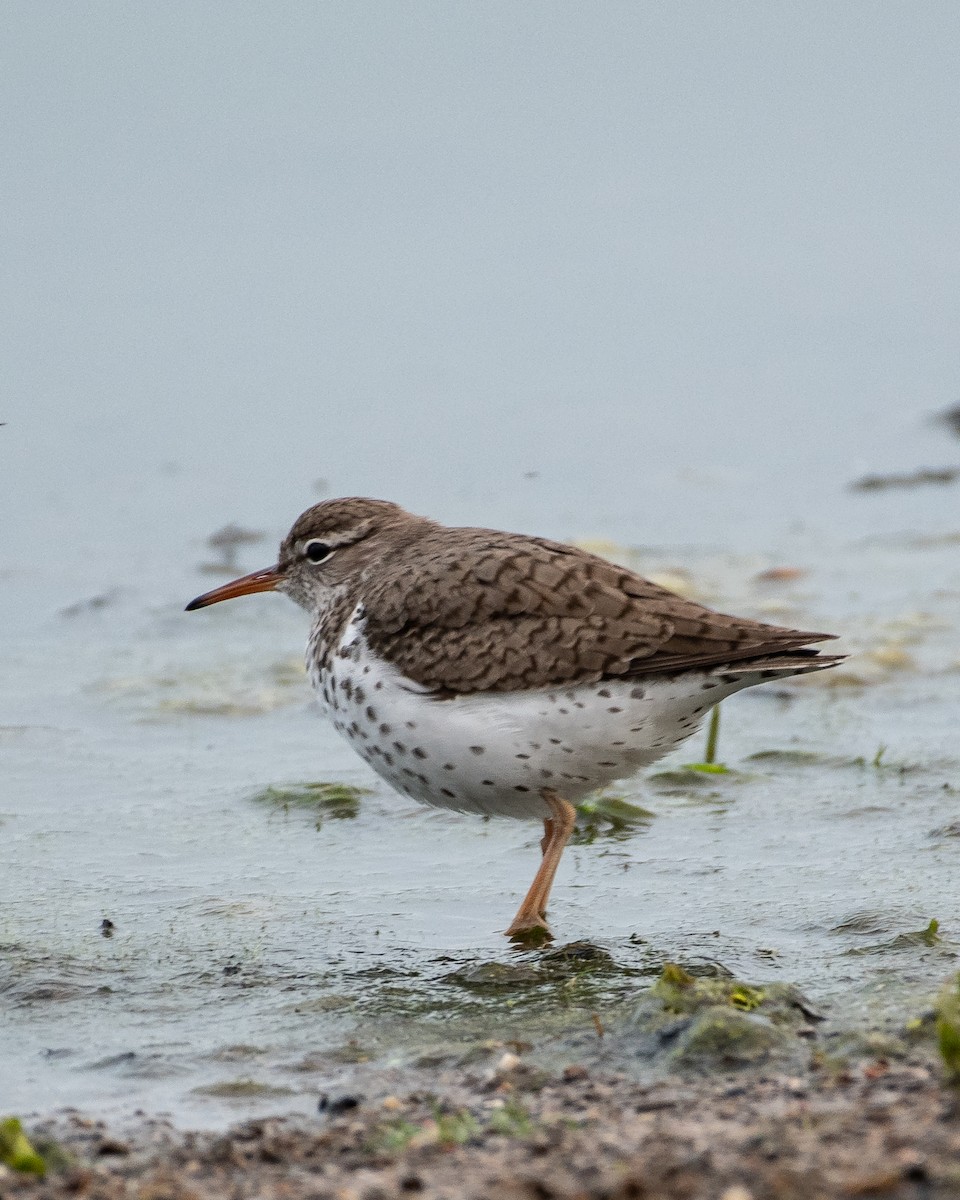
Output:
[704,704,721,765]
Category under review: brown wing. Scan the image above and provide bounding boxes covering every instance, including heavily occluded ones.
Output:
[361,527,835,694]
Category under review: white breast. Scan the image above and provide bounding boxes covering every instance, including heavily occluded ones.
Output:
[307,606,739,820]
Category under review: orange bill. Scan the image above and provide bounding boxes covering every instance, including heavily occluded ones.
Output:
[185,566,283,611]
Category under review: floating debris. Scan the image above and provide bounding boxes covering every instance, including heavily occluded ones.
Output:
[753,566,807,584]
[59,590,121,618]
[936,404,960,439]
[849,466,960,492]
[199,523,266,574]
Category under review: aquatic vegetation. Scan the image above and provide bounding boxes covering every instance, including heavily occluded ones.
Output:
[249,780,371,822]
[192,1079,295,1099]
[680,704,728,773]
[849,466,960,491]
[703,703,721,765]
[432,1105,479,1146]
[636,963,820,1072]
[488,1098,535,1137]
[572,793,655,843]
[651,963,764,1015]
[746,748,825,765]
[0,1118,47,1176]
[936,973,960,1079]
[367,1117,419,1154]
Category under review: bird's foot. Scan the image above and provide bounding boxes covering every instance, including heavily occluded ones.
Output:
[505,913,553,947]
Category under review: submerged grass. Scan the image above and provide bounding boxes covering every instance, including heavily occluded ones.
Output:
[249,780,371,823]
[573,794,655,843]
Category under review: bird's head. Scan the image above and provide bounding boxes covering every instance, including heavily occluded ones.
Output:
[185,497,429,613]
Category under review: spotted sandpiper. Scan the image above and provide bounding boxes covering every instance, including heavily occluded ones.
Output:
[186,498,842,938]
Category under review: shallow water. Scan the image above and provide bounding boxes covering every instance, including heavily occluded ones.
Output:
[3,429,959,1125]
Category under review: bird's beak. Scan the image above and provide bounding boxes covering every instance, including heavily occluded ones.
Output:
[185,566,284,611]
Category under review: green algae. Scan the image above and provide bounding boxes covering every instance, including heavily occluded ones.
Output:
[367,1117,419,1154]
[936,972,960,1078]
[634,963,820,1074]
[192,1079,296,1099]
[432,1106,480,1146]
[488,1098,535,1138]
[0,1118,47,1176]
[843,918,946,956]
[249,780,371,821]
[651,963,765,1015]
[746,749,826,766]
[573,794,655,843]
[671,1006,786,1068]
[0,1118,48,1176]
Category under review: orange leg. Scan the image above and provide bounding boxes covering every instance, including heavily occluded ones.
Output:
[538,818,554,918]
[505,790,577,938]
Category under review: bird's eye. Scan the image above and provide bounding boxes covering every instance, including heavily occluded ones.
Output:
[304,540,333,564]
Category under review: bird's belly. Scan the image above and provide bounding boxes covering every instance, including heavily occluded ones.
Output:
[311,650,734,819]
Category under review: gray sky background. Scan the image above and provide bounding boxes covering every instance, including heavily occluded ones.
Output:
[3,1,959,594]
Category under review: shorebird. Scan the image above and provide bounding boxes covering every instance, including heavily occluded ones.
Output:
[186,498,842,938]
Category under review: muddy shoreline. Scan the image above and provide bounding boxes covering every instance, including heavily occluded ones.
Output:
[8,1051,960,1200]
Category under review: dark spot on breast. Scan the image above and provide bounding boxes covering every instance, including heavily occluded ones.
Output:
[549,738,561,745]
[412,747,428,759]
[379,723,391,735]
[443,763,455,771]
[482,779,494,786]
[515,753,530,760]
[529,742,541,750]
[383,752,394,766]
[354,686,365,704]
[514,785,530,793]
[607,706,623,713]
[597,760,617,767]
[597,688,611,698]
[402,767,415,778]
[630,687,645,700]
[393,741,406,754]
[540,769,554,779]
[365,706,377,722]
[470,745,485,755]
[440,788,456,799]
[405,721,417,730]
[374,681,383,690]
